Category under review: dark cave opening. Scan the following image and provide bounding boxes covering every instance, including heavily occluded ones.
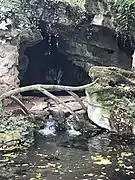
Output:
[116,33,134,57]
[18,34,90,96]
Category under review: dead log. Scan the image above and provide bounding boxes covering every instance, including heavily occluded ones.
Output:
[0,80,98,100]
[0,80,98,121]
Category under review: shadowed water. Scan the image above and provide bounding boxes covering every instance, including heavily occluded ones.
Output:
[0,130,135,180]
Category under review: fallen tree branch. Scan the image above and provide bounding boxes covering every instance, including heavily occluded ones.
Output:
[10,95,30,115]
[0,80,98,121]
[38,87,79,121]
[0,79,98,100]
[66,91,87,112]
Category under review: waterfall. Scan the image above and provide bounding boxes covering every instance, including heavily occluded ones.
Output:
[39,118,56,136]
[57,68,63,84]
[38,116,81,137]
[132,50,135,70]
[67,116,81,136]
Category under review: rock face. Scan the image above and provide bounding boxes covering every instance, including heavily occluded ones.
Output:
[0,0,133,94]
[0,43,19,95]
[86,66,135,136]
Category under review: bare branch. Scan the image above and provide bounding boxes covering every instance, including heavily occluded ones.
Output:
[66,91,87,112]
[10,95,30,115]
[38,87,80,121]
[0,79,98,100]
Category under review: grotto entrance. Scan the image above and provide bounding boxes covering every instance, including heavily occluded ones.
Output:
[18,35,90,96]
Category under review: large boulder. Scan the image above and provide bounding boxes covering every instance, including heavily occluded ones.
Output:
[86,66,135,136]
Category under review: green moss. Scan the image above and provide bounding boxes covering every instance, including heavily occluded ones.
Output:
[111,0,135,35]
[87,85,123,114]
[86,66,135,134]
[89,66,132,86]
[0,116,35,149]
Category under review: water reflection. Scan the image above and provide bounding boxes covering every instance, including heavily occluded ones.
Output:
[88,133,111,154]
[0,133,135,180]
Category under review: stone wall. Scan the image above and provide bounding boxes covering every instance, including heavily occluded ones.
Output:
[0,43,19,95]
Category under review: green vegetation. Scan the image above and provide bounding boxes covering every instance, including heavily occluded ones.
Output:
[111,0,135,35]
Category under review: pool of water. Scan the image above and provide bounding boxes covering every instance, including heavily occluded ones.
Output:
[0,132,135,180]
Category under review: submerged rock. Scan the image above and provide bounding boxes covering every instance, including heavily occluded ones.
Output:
[86,66,135,136]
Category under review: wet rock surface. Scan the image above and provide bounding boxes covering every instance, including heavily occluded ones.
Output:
[86,66,135,135]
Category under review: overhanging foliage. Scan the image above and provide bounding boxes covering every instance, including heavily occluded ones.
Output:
[111,0,135,35]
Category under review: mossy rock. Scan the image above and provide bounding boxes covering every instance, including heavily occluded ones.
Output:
[86,66,135,135]
[0,116,35,151]
[0,130,21,150]
[89,66,135,86]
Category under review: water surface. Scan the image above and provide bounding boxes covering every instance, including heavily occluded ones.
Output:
[0,133,135,180]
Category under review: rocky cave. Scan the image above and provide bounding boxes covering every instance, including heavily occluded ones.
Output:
[18,33,91,96]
